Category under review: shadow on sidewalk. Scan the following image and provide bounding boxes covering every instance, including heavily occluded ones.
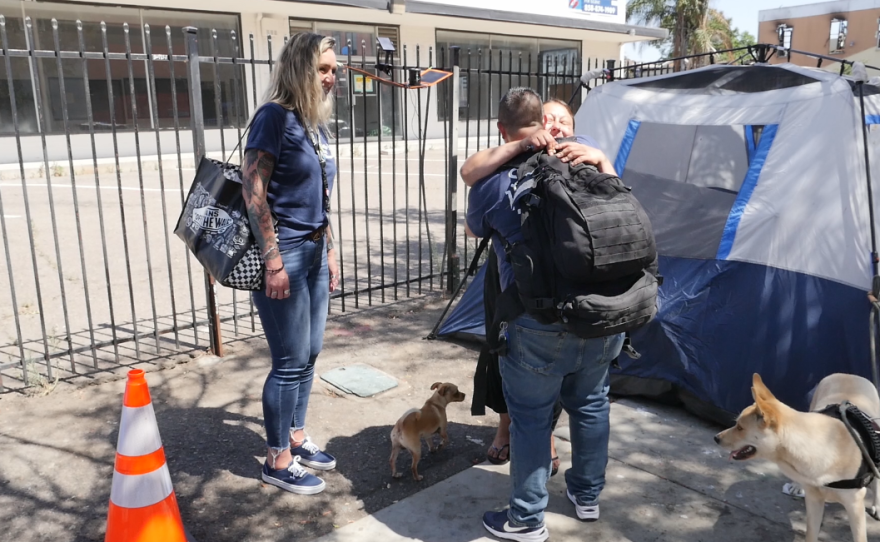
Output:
[324,419,498,514]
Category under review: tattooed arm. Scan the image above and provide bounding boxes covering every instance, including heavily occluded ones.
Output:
[325,223,339,292]
[242,148,289,299]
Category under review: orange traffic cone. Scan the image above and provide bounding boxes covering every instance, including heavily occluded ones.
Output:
[105,369,187,542]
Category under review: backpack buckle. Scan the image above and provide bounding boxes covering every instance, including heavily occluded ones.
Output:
[523,193,542,208]
[622,333,641,359]
[531,297,554,310]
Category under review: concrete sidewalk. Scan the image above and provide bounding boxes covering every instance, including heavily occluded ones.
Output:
[0,294,875,542]
[315,397,878,542]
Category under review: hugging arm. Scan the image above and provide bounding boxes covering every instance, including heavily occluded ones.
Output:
[460,142,526,187]
[554,142,617,175]
[460,129,558,186]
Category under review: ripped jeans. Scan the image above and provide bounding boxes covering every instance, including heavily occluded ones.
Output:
[253,238,329,451]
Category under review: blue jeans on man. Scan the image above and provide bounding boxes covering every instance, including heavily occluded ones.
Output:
[500,314,623,527]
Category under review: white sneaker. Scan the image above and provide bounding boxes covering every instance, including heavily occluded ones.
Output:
[567,490,599,521]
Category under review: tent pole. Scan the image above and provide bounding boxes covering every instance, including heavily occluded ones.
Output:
[858,81,880,393]
[858,82,879,280]
[871,302,880,391]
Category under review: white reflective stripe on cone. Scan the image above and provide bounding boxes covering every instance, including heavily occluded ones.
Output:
[117,403,163,457]
[110,463,174,509]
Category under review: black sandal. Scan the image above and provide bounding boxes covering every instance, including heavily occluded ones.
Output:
[487,444,510,465]
[551,456,560,477]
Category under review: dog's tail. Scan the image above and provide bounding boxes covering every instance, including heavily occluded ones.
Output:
[390,408,421,440]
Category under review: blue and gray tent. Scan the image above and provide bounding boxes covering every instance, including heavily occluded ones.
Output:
[436,61,880,424]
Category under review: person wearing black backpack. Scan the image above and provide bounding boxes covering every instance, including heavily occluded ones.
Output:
[468,88,658,542]
[463,98,616,478]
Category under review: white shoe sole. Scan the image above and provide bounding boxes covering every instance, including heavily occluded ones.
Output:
[299,457,337,471]
[261,472,326,495]
[482,521,549,542]
[567,490,599,521]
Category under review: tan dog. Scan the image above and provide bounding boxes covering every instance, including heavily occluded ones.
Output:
[390,382,466,481]
[716,373,880,542]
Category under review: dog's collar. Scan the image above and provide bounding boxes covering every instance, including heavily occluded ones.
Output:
[817,402,880,489]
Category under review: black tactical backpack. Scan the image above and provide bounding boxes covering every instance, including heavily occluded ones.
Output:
[499,149,659,339]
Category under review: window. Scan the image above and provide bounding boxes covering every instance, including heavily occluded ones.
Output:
[776,24,792,57]
[288,19,401,139]
[877,18,880,48]
[830,18,847,54]
[0,1,244,136]
[435,30,581,121]
[289,22,312,37]
[289,20,399,59]
[620,123,765,259]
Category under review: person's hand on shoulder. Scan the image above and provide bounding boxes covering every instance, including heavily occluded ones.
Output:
[554,141,617,175]
[519,128,558,155]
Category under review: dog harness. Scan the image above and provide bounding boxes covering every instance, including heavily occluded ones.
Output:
[817,401,880,489]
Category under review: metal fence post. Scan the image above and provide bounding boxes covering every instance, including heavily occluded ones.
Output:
[446,46,461,293]
[606,59,617,82]
[185,26,225,357]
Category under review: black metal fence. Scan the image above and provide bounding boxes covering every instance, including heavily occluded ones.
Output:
[0,14,683,391]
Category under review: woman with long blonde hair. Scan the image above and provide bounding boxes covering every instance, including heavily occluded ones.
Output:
[242,32,339,495]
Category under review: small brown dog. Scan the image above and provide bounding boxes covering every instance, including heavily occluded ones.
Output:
[390,382,466,481]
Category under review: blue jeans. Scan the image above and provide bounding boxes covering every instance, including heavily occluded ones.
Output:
[253,238,329,451]
[500,314,623,527]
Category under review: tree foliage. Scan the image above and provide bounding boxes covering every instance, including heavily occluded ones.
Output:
[627,0,757,67]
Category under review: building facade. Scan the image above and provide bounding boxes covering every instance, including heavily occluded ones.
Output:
[758,0,880,68]
[0,0,664,162]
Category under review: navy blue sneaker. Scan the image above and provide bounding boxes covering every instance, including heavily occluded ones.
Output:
[261,456,325,495]
[482,510,549,542]
[291,437,337,470]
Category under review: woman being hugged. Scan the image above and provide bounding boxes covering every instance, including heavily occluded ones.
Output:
[242,32,340,495]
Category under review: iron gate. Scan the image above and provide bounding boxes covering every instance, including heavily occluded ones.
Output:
[0,13,671,391]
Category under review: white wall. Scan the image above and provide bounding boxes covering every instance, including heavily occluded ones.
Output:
[0,0,635,164]
[422,0,626,25]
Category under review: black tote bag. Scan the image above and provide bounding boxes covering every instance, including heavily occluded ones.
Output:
[174,157,271,291]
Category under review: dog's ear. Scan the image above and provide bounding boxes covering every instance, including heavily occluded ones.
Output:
[751,373,778,402]
[430,382,442,390]
[750,374,764,415]
[751,374,780,429]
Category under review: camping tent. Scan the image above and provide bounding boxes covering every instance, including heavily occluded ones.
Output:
[439,62,880,423]
[438,261,488,339]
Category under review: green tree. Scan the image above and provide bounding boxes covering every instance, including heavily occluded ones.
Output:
[627,0,754,68]
[707,12,757,63]
[627,0,708,69]
[733,30,757,51]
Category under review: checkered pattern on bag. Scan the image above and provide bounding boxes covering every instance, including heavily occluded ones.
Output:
[221,244,264,290]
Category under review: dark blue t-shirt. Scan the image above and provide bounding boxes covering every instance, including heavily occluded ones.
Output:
[575,134,600,150]
[245,103,337,251]
[466,135,601,290]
